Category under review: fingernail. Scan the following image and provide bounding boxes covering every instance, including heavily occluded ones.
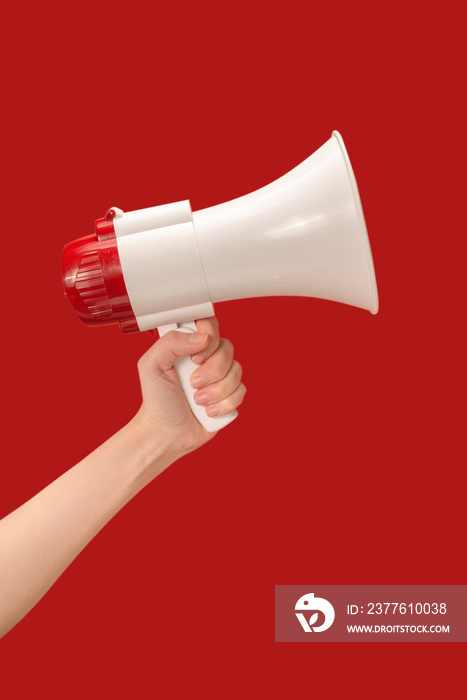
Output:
[206,405,220,417]
[191,375,206,389]
[188,332,208,344]
[195,391,208,405]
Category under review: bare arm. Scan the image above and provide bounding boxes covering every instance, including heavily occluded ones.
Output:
[0,318,245,638]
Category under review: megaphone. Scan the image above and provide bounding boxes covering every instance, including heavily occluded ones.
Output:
[63,131,378,432]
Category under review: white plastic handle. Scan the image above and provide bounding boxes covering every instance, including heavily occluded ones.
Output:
[157,321,238,433]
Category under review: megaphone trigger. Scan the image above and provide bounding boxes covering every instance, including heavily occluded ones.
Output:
[157,320,238,433]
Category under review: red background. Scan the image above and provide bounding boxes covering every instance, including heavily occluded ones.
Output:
[1,0,465,694]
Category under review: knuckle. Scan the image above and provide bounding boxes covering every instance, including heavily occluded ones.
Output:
[219,398,235,415]
[210,334,221,353]
[213,379,228,401]
[235,384,247,407]
[232,360,243,381]
[221,338,234,357]
[166,330,181,344]
[201,316,219,339]
[211,384,224,401]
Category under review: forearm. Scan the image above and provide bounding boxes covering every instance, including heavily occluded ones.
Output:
[0,418,176,638]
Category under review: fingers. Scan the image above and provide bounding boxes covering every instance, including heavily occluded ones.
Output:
[202,383,247,417]
[138,330,210,375]
[137,317,220,376]
[190,317,220,365]
[193,360,246,417]
[190,339,246,418]
[190,338,234,388]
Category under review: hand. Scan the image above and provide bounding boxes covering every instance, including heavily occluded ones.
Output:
[134,317,246,456]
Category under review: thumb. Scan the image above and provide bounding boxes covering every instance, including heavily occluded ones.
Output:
[141,330,209,374]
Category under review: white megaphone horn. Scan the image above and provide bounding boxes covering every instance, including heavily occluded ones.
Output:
[63,130,379,432]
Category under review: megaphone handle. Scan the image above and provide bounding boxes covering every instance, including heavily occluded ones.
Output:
[157,321,238,433]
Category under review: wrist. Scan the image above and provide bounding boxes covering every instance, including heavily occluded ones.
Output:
[126,413,183,485]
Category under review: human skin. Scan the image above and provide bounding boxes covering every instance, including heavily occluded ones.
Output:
[0,317,245,638]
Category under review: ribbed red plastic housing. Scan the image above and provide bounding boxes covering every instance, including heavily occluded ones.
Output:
[62,215,139,333]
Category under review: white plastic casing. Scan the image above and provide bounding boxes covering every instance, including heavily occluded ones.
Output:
[112,201,214,331]
[112,131,377,332]
[192,131,378,314]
